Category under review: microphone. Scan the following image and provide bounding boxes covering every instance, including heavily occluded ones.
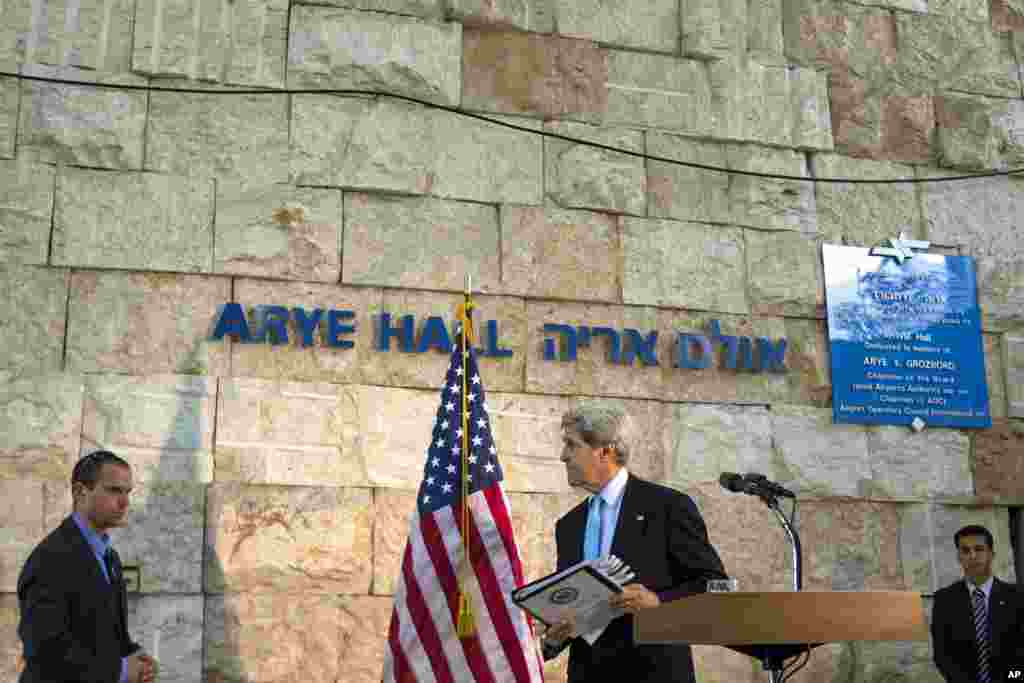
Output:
[719,472,796,499]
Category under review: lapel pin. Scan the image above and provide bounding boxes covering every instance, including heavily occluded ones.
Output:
[636,514,645,521]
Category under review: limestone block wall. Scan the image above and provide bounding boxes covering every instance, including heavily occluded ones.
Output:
[0,0,1023,681]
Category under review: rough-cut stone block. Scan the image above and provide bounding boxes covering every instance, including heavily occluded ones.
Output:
[462,29,606,119]
[558,0,678,52]
[813,154,921,246]
[54,168,214,272]
[206,484,373,593]
[783,0,897,74]
[291,96,543,204]
[771,405,871,497]
[372,487,416,594]
[745,230,822,318]
[66,271,230,376]
[935,93,1024,170]
[1008,333,1024,417]
[0,160,54,265]
[799,499,906,590]
[847,641,944,683]
[665,404,773,487]
[0,265,69,379]
[363,291,527,393]
[133,0,287,87]
[115,482,204,593]
[230,279,379,384]
[623,217,748,314]
[306,0,443,16]
[205,593,344,682]
[127,596,203,683]
[646,134,730,224]
[0,479,47,591]
[525,300,663,399]
[681,0,747,60]
[147,92,288,191]
[568,396,667,482]
[288,6,460,105]
[215,184,341,282]
[919,173,1024,331]
[18,80,146,169]
[985,333,1007,418]
[864,427,971,499]
[448,0,554,32]
[216,378,365,487]
[81,374,214,484]
[349,386,433,489]
[489,392,573,492]
[0,374,83,483]
[709,61,792,146]
[337,596,393,683]
[500,206,621,301]
[0,76,16,158]
[544,122,644,215]
[973,420,1024,502]
[726,145,816,233]
[1,594,24,679]
[900,504,1014,592]
[343,193,499,290]
[691,645,761,683]
[791,66,834,151]
[605,52,712,133]
[747,0,786,64]
[992,0,1024,30]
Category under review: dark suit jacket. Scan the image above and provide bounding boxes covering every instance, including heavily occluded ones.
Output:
[545,474,727,683]
[931,577,1024,683]
[17,516,141,683]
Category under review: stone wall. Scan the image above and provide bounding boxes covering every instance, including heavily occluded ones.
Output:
[1,0,1023,681]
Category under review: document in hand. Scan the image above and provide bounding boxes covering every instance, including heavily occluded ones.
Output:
[511,556,636,644]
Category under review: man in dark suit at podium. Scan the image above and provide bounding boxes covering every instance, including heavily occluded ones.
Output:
[541,405,728,683]
[931,524,1024,683]
[17,450,156,683]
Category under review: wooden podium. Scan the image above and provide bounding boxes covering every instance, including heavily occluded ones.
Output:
[635,591,929,681]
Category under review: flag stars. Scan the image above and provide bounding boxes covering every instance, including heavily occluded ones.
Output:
[469,454,478,465]
[446,464,456,474]
[442,482,453,494]
[472,435,483,447]
[426,476,435,486]
[472,374,480,385]
[489,445,497,456]
[435,438,445,448]
[445,401,455,412]
[440,419,449,430]
[476,418,487,429]
[468,393,477,403]
[450,445,459,455]
[455,366,464,377]
[484,462,496,473]
[431,457,441,468]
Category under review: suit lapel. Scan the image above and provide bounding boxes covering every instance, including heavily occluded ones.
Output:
[61,517,110,592]
[562,503,586,568]
[610,475,646,561]
[988,578,1008,655]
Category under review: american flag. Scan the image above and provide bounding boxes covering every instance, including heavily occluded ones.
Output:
[383,320,545,683]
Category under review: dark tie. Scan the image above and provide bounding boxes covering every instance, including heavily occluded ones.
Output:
[104,548,117,585]
[972,589,992,683]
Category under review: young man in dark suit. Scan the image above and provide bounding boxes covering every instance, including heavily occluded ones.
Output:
[542,405,728,683]
[931,524,1024,683]
[17,450,157,683]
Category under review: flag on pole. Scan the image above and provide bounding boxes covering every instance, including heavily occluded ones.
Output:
[383,303,545,683]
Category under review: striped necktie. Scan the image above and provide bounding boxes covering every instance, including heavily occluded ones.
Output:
[972,588,992,683]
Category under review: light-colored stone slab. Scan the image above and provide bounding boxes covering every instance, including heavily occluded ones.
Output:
[54,168,214,272]
[0,373,83,483]
[0,159,54,265]
[935,93,1024,171]
[558,0,678,53]
[973,420,1024,502]
[791,65,834,151]
[114,482,204,593]
[343,193,499,291]
[681,0,748,60]
[81,374,214,485]
[146,92,289,191]
[745,230,822,318]
[230,279,379,384]
[1007,333,1024,418]
[0,265,69,379]
[133,0,287,87]
[605,52,712,133]
[216,378,364,487]
[783,0,899,76]
[747,0,786,65]
[205,593,345,682]
[710,60,791,147]
[206,484,373,593]
[66,271,231,376]
[900,504,1015,592]
[372,487,415,594]
[985,333,1007,419]
[919,172,1024,331]
[770,405,871,497]
[622,217,748,314]
[0,479,46,591]
[288,6,460,105]
[864,427,971,499]
[813,154,922,246]
[544,122,643,215]
[448,0,554,32]
[501,206,621,301]
[18,80,146,169]
[726,144,816,233]
[664,404,773,487]
[215,184,341,283]
[646,133,731,224]
[291,96,543,204]
[127,596,204,683]
[0,594,24,680]
[490,392,573,492]
[525,300,663,399]
[313,0,444,16]
[847,641,943,683]
[0,76,16,159]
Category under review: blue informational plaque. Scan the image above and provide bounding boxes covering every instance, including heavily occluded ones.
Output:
[823,244,991,429]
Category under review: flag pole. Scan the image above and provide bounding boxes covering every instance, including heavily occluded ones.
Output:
[456,273,476,637]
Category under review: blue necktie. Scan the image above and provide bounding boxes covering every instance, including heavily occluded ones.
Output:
[583,495,604,560]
